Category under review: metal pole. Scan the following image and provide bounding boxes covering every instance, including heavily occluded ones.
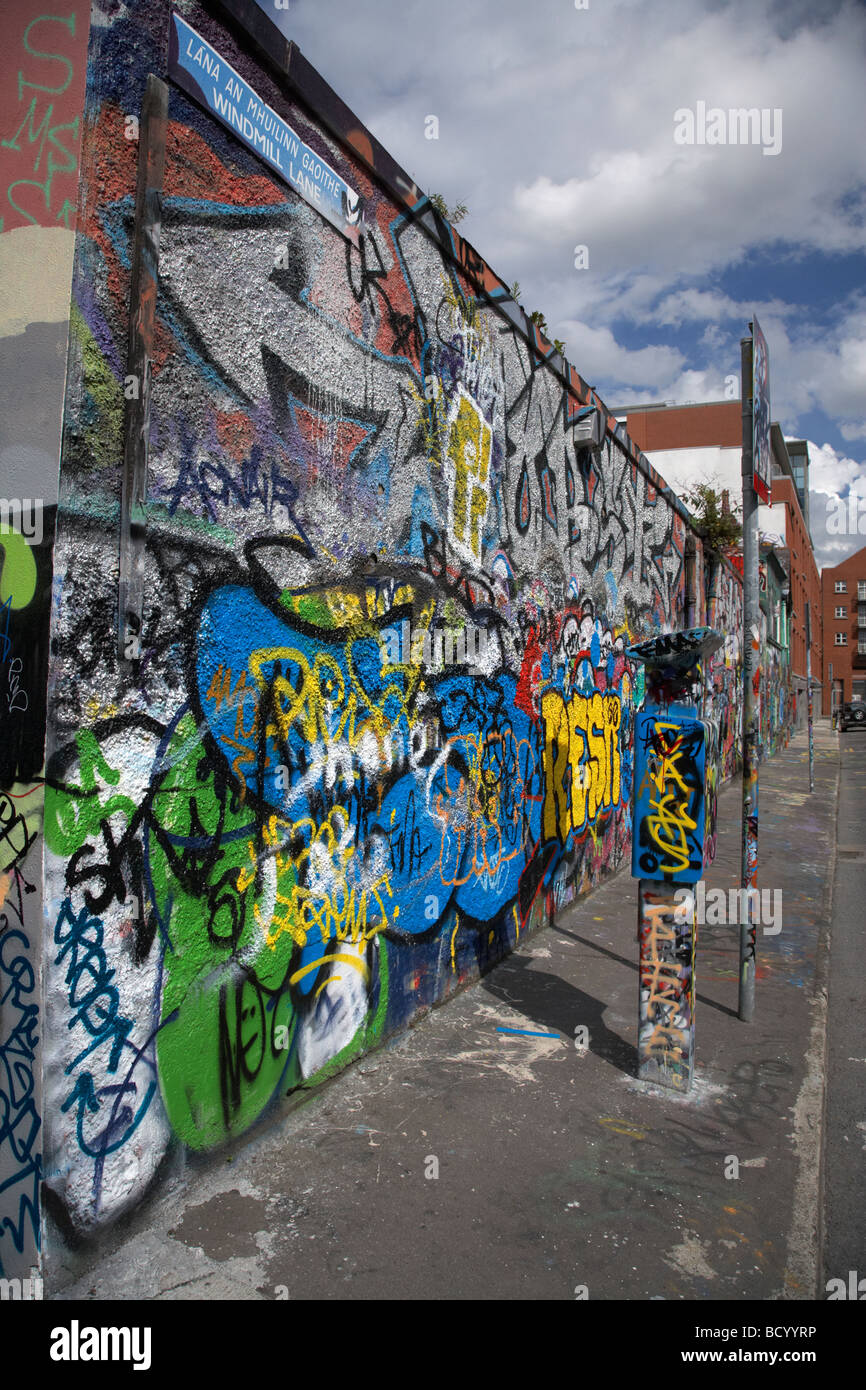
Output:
[739,337,758,1022]
[119,74,168,662]
[829,661,834,729]
[806,602,814,791]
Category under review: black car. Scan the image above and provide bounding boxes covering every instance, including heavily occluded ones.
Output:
[840,698,866,731]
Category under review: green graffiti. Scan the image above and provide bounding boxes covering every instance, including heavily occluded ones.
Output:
[2,14,78,226]
[0,524,37,609]
[3,107,79,226]
[281,589,337,627]
[21,14,75,91]
[441,596,465,628]
[634,662,646,709]
[45,729,139,856]
[152,714,302,1149]
[47,709,389,1152]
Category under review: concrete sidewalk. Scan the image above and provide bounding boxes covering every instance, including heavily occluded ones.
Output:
[50,722,839,1301]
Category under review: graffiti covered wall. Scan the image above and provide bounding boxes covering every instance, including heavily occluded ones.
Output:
[35,0,698,1247]
[706,556,743,781]
[759,637,788,760]
[758,554,790,760]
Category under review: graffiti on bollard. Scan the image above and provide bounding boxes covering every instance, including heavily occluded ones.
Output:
[627,627,722,1092]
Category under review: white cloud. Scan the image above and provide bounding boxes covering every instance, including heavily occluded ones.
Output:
[803,440,866,568]
[506,2,866,280]
[653,290,795,329]
[554,320,684,387]
[806,440,866,500]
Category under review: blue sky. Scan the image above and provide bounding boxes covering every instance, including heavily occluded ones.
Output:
[256,0,866,567]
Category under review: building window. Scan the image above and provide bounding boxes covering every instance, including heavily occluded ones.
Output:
[835,606,847,618]
[860,638,866,655]
[834,632,847,646]
[860,581,866,601]
[835,581,847,593]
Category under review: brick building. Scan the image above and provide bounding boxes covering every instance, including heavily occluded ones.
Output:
[821,544,866,713]
[624,399,742,454]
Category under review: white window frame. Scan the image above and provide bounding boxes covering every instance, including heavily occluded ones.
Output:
[834,632,848,646]
[835,606,847,618]
[835,580,847,593]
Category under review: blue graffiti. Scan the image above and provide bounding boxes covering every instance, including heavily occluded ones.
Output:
[0,927,41,1273]
[194,584,545,993]
[53,899,156,1167]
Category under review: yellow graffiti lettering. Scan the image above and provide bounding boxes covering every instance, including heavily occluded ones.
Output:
[252,805,397,953]
[447,391,491,560]
[644,723,698,874]
[541,689,622,841]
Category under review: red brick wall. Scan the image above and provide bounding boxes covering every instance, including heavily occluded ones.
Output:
[822,544,866,712]
[625,402,742,452]
[772,478,822,705]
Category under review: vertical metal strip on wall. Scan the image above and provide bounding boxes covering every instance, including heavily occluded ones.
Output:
[118,75,168,660]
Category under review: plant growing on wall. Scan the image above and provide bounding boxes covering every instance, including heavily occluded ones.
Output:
[681,483,743,553]
[428,191,469,224]
[527,308,566,355]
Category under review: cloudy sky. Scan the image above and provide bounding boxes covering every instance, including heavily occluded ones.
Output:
[260,0,866,568]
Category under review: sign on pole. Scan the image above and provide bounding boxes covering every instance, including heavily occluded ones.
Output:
[751,315,771,503]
